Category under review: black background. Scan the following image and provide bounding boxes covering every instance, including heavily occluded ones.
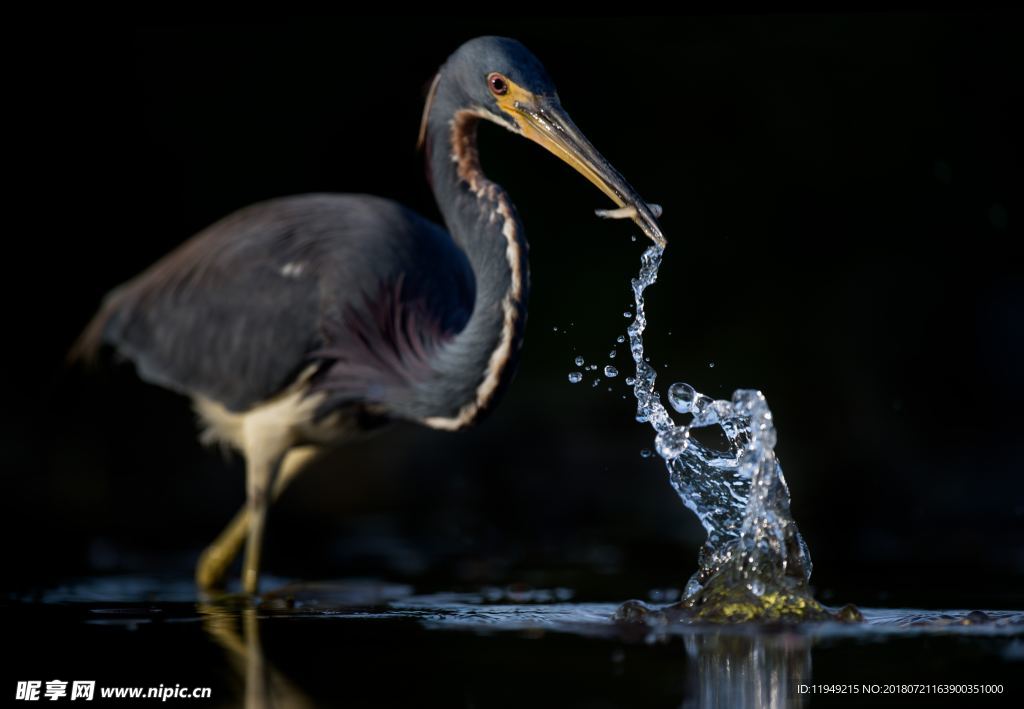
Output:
[5,16,1022,608]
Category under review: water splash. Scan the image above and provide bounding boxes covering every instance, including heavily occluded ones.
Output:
[625,246,822,621]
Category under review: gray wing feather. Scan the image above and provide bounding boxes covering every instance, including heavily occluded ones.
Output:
[88,193,472,412]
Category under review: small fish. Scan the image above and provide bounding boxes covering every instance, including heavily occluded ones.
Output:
[594,203,663,220]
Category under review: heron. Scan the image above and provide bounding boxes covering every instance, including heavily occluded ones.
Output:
[73,36,665,595]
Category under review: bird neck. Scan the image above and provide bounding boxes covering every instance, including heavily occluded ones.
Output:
[418,101,530,430]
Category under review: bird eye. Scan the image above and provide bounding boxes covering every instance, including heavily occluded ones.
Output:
[487,72,509,96]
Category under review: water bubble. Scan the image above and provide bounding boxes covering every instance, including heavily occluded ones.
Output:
[668,382,696,413]
[575,356,585,367]
[749,579,766,597]
[567,372,583,384]
[692,394,714,416]
[604,365,618,378]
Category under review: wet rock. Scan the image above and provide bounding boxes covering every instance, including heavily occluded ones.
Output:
[964,610,990,625]
[835,604,864,623]
[614,599,656,623]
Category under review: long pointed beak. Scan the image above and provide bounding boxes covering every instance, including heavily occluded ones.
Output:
[506,95,666,248]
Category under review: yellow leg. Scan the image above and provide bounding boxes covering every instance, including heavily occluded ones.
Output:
[241,451,275,596]
[196,446,319,591]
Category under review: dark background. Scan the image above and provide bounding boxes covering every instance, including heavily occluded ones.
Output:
[6,16,1022,608]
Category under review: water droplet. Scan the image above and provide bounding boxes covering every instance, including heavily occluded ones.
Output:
[616,335,625,343]
[589,364,598,371]
[690,394,718,424]
[575,356,585,367]
[604,365,618,378]
[552,326,558,332]
[608,349,617,359]
[640,448,652,458]
[668,382,696,414]
[623,311,632,318]
[708,361,715,368]
[692,393,713,412]
[749,579,766,597]
[631,235,637,242]
[592,379,600,387]
[625,377,635,385]
[567,372,583,384]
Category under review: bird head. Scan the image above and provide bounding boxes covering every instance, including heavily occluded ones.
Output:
[420,36,665,247]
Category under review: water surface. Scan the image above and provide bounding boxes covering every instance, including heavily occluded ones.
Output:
[7,576,1021,707]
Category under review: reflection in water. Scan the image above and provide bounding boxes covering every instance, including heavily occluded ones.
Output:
[198,601,313,709]
[184,581,1020,709]
[682,632,811,709]
[12,578,1022,709]
[24,577,1015,709]
[196,589,816,709]
[194,581,415,708]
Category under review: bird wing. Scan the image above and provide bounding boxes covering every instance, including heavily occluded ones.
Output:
[84,199,327,411]
[76,194,473,413]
